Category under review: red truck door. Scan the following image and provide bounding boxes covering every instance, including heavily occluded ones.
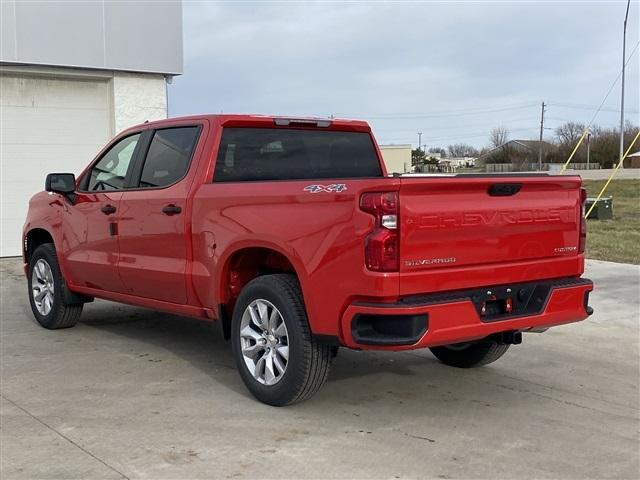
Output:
[64,133,143,293]
[117,126,202,304]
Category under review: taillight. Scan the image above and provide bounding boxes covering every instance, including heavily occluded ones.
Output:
[360,192,399,272]
[579,187,587,254]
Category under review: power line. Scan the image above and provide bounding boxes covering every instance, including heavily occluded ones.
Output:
[578,38,639,128]
[336,40,640,124]
[378,127,538,143]
[547,102,639,114]
[373,116,540,134]
[545,116,576,123]
[370,37,640,147]
[333,102,538,120]
[337,101,535,116]
[545,117,625,129]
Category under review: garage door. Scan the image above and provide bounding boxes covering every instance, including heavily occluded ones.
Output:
[1,74,111,256]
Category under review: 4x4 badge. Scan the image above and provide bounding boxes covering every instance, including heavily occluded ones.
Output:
[304,184,347,193]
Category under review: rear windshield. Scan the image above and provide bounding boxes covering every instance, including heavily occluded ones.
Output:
[213,127,383,182]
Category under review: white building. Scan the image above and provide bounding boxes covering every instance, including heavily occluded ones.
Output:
[441,157,476,168]
[378,144,412,174]
[0,1,183,256]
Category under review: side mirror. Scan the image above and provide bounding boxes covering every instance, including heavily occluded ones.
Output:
[45,173,76,194]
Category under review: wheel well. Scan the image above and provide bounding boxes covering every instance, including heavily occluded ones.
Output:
[25,229,54,262]
[219,247,298,339]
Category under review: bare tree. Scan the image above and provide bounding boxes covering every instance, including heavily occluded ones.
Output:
[555,122,586,146]
[447,143,479,157]
[489,127,509,148]
[428,147,447,158]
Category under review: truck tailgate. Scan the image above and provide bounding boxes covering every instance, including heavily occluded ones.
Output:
[398,175,584,296]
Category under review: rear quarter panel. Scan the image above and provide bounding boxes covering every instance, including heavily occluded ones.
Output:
[190,178,401,335]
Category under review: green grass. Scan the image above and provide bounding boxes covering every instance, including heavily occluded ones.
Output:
[583,179,640,264]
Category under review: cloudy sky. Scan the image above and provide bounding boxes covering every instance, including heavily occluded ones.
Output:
[169,1,639,149]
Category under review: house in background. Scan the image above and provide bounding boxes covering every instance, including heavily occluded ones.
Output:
[627,151,640,168]
[0,0,183,256]
[378,144,412,174]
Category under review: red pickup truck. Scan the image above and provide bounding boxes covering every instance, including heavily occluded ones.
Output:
[23,114,593,405]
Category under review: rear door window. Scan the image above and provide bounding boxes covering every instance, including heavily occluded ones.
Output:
[213,128,382,182]
[137,127,200,188]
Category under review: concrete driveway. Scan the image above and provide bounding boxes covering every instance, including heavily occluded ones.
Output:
[1,258,638,479]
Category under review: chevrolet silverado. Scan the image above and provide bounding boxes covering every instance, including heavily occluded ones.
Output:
[23,114,594,405]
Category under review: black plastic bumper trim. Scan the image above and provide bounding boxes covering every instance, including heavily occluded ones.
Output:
[353,277,593,324]
[351,313,428,346]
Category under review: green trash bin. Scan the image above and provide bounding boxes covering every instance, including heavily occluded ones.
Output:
[585,196,613,220]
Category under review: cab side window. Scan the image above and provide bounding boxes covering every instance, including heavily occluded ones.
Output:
[137,127,200,188]
[87,134,140,191]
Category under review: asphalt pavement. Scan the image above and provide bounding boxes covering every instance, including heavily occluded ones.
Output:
[1,257,638,479]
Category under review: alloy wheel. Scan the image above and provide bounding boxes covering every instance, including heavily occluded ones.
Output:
[239,299,289,386]
[32,259,54,316]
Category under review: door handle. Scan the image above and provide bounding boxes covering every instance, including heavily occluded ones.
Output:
[162,204,182,215]
[101,204,117,215]
[488,183,522,196]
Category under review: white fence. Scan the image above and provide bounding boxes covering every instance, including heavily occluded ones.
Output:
[485,163,601,173]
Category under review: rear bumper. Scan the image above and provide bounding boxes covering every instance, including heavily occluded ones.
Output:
[340,277,594,350]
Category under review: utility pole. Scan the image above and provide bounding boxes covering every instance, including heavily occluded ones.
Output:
[587,132,591,170]
[418,132,423,151]
[619,0,631,169]
[538,101,546,170]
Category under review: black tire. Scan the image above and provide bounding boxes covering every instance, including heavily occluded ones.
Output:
[231,274,332,406]
[429,340,510,368]
[27,243,83,329]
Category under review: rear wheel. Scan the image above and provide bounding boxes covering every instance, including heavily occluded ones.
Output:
[27,243,83,329]
[429,340,510,368]
[231,274,332,406]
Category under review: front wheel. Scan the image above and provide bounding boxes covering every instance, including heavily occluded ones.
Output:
[231,274,332,406]
[27,243,83,329]
[429,340,510,368]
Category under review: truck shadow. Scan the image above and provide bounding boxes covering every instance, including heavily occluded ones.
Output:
[77,299,509,408]
[80,301,434,378]
[79,300,247,398]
